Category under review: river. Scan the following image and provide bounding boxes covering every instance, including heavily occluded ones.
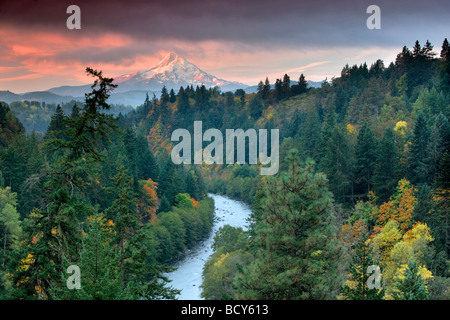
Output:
[165,194,252,300]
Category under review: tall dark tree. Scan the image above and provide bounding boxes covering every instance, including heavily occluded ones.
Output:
[441,38,450,60]
[321,125,353,203]
[341,228,385,300]
[262,77,271,101]
[298,73,308,93]
[354,122,377,196]
[281,73,291,99]
[10,68,118,298]
[235,151,342,299]
[391,260,430,300]
[409,112,431,185]
[373,127,400,203]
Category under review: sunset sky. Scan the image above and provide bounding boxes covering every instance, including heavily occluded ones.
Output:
[0,0,449,93]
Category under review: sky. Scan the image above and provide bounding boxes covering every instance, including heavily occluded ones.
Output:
[0,0,449,93]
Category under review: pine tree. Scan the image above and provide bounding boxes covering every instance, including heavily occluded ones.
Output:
[409,112,431,185]
[105,158,140,291]
[354,122,377,197]
[281,73,290,99]
[391,260,430,300]
[321,125,353,203]
[45,105,65,140]
[441,38,450,61]
[169,89,176,103]
[274,78,283,102]
[373,127,400,203]
[298,73,308,93]
[341,229,385,300]
[53,213,125,300]
[235,150,342,299]
[9,68,118,298]
[262,77,271,101]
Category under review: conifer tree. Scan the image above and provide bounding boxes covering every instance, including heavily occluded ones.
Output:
[235,150,342,299]
[391,260,430,300]
[373,127,399,203]
[298,73,308,94]
[354,122,377,197]
[52,213,125,300]
[409,112,431,185]
[9,68,118,298]
[321,125,353,203]
[341,228,385,300]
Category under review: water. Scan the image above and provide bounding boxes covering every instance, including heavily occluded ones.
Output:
[165,194,251,300]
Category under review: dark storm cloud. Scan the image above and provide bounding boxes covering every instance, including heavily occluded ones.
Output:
[1,0,448,48]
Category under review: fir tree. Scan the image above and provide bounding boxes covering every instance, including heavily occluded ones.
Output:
[321,125,353,203]
[391,260,430,300]
[341,228,385,300]
[409,112,431,185]
[355,122,377,197]
[53,213,125,300]
[298,73,308,93]
[373,127,399,203]
[235,150,342,299]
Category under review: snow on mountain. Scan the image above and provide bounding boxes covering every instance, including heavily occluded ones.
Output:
[42,52,249,105]
[111,52,245,93]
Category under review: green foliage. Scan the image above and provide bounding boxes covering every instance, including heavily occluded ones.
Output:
[235,150,342,299]
[373,127,400,203]
[354,122,377,197]
[201,226,251,300]
[341,228,385,300]
[391,260,430,300]
[52,213,125,300]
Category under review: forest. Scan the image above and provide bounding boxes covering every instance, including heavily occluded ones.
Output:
[0,38,449,300]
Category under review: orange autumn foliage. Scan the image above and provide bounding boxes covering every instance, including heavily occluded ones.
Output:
[375,179,416,232]
[137,178,159,221]
[192,198,199,209]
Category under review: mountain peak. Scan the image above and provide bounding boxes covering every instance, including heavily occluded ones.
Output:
[157,52,185,67]
[70,52,247,100]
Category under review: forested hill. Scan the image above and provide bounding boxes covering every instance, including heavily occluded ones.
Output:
[3,100,134,136]
[125,39,450,206]
[0,38,449,300]
[0,68,212,299]
[123,39,450,299]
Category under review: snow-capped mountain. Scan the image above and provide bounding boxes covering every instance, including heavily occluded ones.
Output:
[113,52,245,92]
[49,52,246,97]
[44,52,247,105]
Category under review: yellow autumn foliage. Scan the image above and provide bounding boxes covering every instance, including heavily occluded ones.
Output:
[394,121,407,136]
[213,253,230,268]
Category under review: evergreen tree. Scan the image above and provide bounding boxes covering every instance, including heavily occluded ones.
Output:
[281,74,290,99]
[441,38,450,61]
[45,105,65,140]
[105,158,140,291]
[298,73,308,94]
[354,122,377,197]
[235,150,342,299]
[248,95,263,119]
[409,112,431,185]
[0,187,21,270]
[9,68,118,298]
[157,195,171,214]
[53,213,125,300]
[274,78,283,102]
[321,125,353,203]
[262,77,271,101]
[341,228,385,300]
[391,260,430,300]
[373,127,400,203]
[169,89,176,103]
